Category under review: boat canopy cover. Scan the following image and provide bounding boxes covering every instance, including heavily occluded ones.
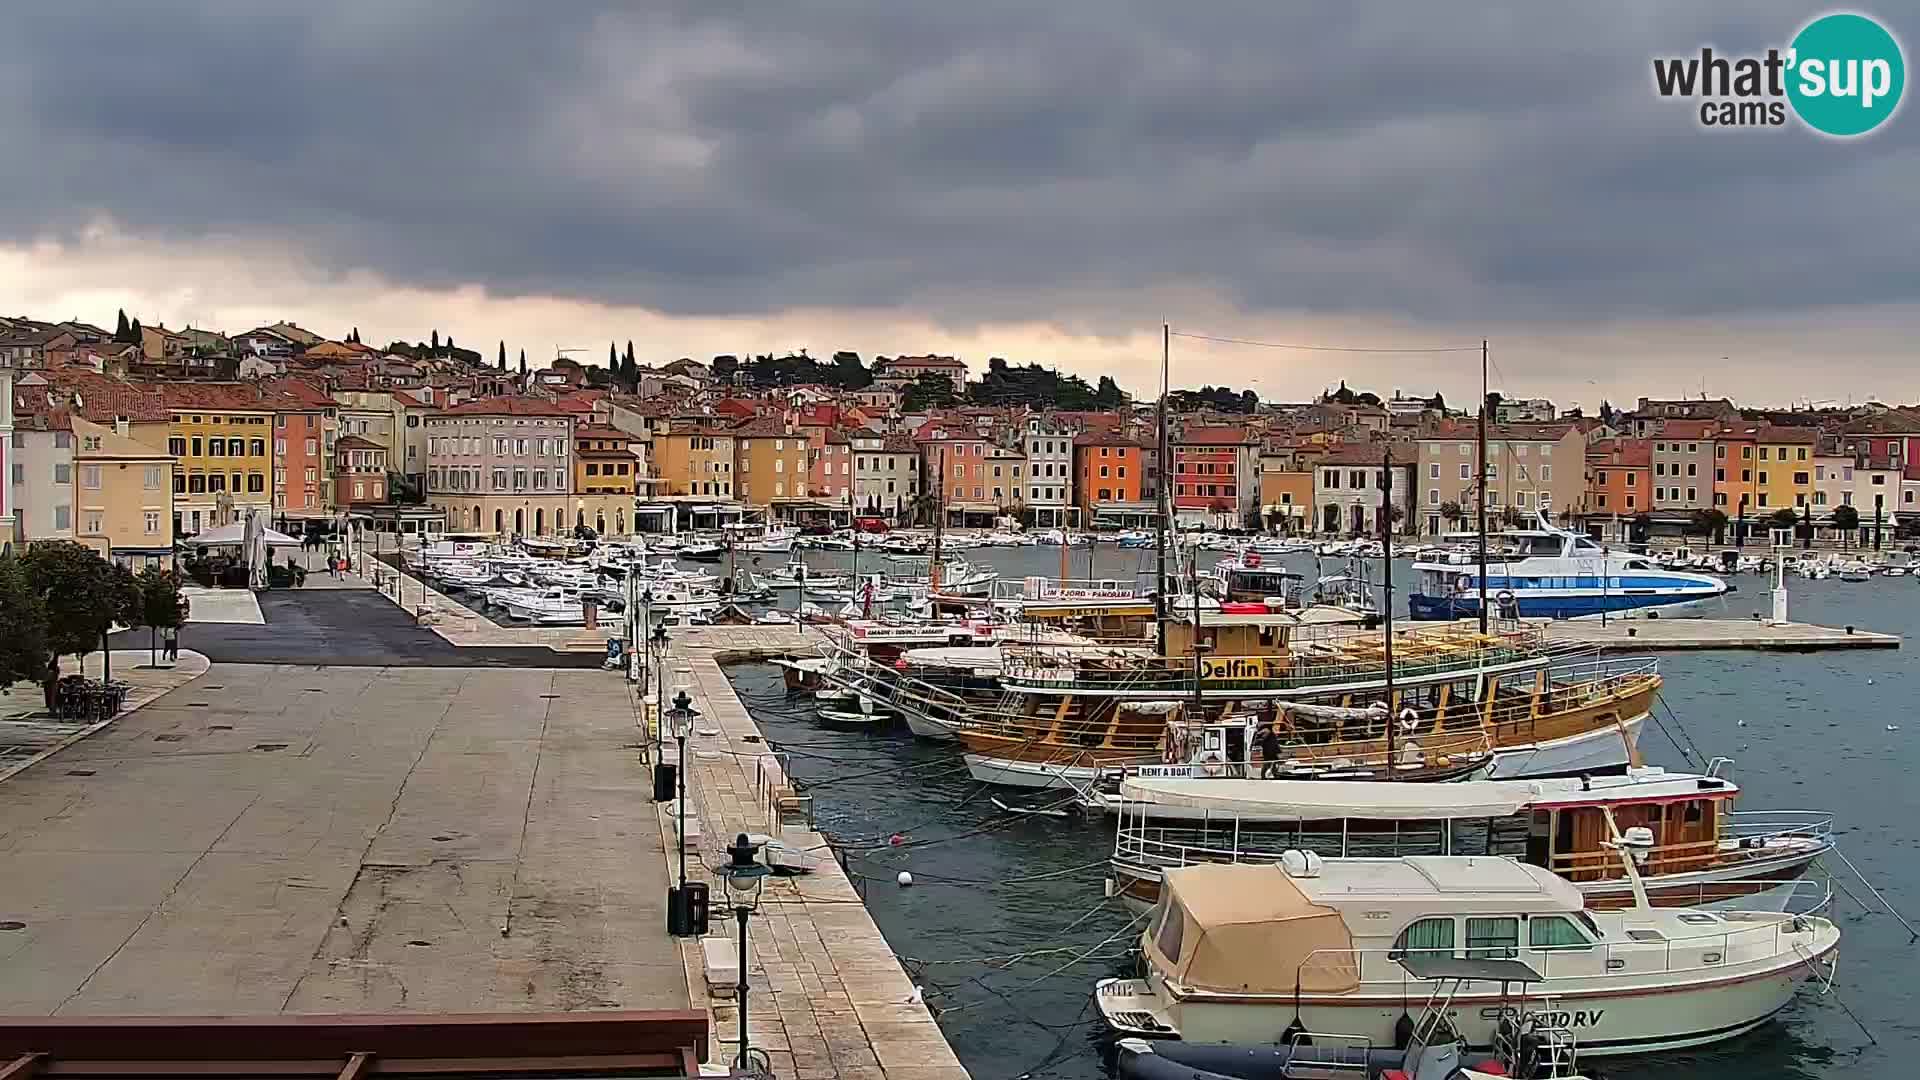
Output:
[1150,864,1359,995]
[1119,777,1538,820]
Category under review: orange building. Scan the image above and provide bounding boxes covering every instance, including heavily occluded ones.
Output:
[1583,438,1652,516]
[1074,430,1144,521]
[1710,424,1761,517]
[265,378,338,523]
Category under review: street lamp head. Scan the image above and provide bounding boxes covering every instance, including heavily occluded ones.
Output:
[642,588,654,604]
[724,832,769,909]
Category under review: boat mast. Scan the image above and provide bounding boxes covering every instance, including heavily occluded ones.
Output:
[1477,339,1490,634]
[1381,444,1395,772]
[1156,323,1171,656]
[931,446,945,593]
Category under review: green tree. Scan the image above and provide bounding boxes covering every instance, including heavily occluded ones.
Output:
[518,348,527,375]
[133,565,186,666]
[609,342,618,371]
[498,340,507,369]
[1095,375,1123,409]
[1440,500,1464,525]
[114,309,131,342]
[0,555,48,689]
[712,355,739,384]
[1767,507,1800,531]
[1689,507,1728,544]
[128,317,143,346]
[430,329,439,352]
[829,351,872,390]
[22,542,140,684]
[902,372,959,411]
[1832,503,1860,548]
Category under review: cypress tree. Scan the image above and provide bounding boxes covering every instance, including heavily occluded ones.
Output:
[609,342,618,369]
[498,341,507,369]
[129,317,143,345]
[115,309,130,341]
[430,329,439,352]
[519,349,527,375]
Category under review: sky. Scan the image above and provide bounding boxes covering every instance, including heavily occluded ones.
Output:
[3,2,1917,409]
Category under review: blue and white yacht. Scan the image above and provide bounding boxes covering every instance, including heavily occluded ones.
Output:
[1408,514,1729,620]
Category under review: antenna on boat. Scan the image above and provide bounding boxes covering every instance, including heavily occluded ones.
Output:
[1477,340,1490,634]
[1156,323,1171,657]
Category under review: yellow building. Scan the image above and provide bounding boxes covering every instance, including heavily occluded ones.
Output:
[654,425,736,497]
[73,416,174,566]
[161,387,274,535]
[1753,425,1817,513]
[732,418,811,506]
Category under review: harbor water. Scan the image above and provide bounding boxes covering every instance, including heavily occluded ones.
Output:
[721,543,1919,1080]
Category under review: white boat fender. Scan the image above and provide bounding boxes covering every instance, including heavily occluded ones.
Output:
[897,871,914,887]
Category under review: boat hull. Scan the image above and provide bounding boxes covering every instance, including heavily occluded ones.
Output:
[1409,591,1718,621]
[1097,943,1835,1056]
[1484,712,1645,779]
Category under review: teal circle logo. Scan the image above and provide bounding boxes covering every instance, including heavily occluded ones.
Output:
[1787,13,1905,136]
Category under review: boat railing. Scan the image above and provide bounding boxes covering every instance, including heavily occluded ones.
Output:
[1112,823,1453,870]
[1723,810,1835,843]
[1280,905,1832,994]
[998,640,1553,694]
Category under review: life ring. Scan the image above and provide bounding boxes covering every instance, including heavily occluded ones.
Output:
[1398,707,1421,734]
[1456,574,1473,591]
[1197,751,1226,776]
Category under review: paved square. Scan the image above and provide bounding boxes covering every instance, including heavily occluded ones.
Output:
[0,664,683,1015]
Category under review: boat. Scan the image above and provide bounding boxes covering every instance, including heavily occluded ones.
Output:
[497,587,589,625]
[1093,851,1839,1056]
[1116,958,1597,1080]
[1099,764,1833,914]
[761,559,850,590]
[1409,514,1729,620]
[949,608,1653,788]
[679,540,726,562]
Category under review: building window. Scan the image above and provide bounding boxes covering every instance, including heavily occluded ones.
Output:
[80,465,101,489]
[145,511,161,534]
[54,506,70,531]
[53,463,71,484]
[168,436,186,456]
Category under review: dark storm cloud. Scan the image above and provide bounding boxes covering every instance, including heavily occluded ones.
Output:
[3,1,1916,326]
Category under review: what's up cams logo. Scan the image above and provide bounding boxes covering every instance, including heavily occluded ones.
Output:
[1654,12,1904,136]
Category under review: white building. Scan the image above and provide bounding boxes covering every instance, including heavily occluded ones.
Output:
[1022,416,1075,526]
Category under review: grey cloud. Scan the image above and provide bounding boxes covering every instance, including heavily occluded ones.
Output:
[3,1,1918,330]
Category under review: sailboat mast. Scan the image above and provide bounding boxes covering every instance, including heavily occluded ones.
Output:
[1382,443,1395,771]
[931,446,946,592]
[1156,323,1171,657]
[1477,339,1490,634]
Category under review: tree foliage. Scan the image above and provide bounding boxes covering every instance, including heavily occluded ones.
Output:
[712,355,740,384]
[1168,385,1259,413]
[0,555,48,686]
[22,542,138,663]
[902,372,959,412]
[114,309,132,342]
[1832,504,1861,531]
[135,565,186,631]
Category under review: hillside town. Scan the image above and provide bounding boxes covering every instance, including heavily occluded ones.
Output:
[0,310,1914,565]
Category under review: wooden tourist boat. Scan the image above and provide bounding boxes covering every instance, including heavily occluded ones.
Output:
[956,654,1660,788]
[1099,764,1832,914]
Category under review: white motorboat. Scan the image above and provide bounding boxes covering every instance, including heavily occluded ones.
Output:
[761,560,850,590]
[1094,852,1839,1056]
[498,587,588,625]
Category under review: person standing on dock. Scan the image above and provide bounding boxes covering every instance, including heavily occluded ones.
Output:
[1259,723,1283,779]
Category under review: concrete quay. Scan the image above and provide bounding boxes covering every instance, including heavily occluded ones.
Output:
[1539,617,1899,652]
[660,638,967,1080]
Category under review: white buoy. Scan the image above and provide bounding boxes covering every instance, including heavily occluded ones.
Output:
[897,871,914,887]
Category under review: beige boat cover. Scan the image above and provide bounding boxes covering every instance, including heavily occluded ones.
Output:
[1148,864,1360,995]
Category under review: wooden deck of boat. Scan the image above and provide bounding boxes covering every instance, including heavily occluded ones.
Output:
[1539,618,1900,652]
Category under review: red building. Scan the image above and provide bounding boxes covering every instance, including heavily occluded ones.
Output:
[334,435,389,506]
[1171,427,1258,525]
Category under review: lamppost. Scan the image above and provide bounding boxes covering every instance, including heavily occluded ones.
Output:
[669,688,697,889]
[631,587,654,687]
[723,833,770,1074]
[649,622,669,730]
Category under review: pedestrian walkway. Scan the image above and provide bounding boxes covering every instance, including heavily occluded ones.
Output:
[0,648,212,784]
[659,642,969,1080]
